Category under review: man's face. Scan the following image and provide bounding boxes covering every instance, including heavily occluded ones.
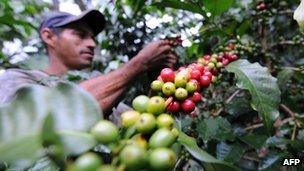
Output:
[53,22,96,70]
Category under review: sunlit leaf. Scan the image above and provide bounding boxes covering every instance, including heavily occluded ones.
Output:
[202,0,234,16]
[152,0,204,14]
[226,60,281,133]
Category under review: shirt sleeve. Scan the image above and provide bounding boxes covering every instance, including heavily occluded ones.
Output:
[0,69,38,105]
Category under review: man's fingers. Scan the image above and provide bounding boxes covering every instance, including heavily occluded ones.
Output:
[152,52,178,65]
[165,58,177,66]
[168,49,177,55]
[167,53,177,59]
[158,40,170,46]
[167,53,178,61]
[166,58,177,64]
[165,62,174,68]
[158,45,172,54]
[166,54,177,61]
[164,55,177,67]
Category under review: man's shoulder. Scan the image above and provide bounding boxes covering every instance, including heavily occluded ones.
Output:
[0,68,62,87]
[0,68,48,80]
[0,68,53,87]
[0,68,54,104]
[0,69,42,104]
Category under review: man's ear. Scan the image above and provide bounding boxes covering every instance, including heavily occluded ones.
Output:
[40,28,57,49]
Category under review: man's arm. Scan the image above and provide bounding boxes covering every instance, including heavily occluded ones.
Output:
[79,58,142,114]
[79,40,175,115]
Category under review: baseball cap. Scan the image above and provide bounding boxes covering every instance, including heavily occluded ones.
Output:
[39,9,106,36]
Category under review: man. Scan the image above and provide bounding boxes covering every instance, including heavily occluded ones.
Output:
[0,10,177,115]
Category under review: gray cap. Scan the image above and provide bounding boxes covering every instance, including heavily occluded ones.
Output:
[39,9,106,36]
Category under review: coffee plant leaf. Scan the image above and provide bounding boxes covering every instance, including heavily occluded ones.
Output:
[202,0,234,16]
[178,132,240,171]
[152,0,204,15]
[0,83,102,169]
[226,59,281,133]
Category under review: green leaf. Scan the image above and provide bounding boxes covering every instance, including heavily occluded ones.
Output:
[152,0,204,14]
[0,83,102,169]
[123,125,137,139]
[58,131,97,155]
[226,97,252,117]
[297,129,304,140]
[222,21,237,36]
[226,60,281,133]
[259,152,290,170]
[27,157,59,171]
[277,68,294,92]
[202,0,234,16]
[42,114,61,147]
[216,142,247,163]
[296,58,304,65]
[239,134,268,149]
[0,135,43,167]
[175,115,193,133]
[47,83,102,131]
[196,117,234,141]
[289,140,304,150]
[237,20,251,36]
[178,132,239,171]
[42,115,98,158]
[130,0,145,16]
[266,136,289,148]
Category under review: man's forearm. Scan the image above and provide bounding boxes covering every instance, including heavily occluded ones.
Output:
[98,87,126,115]
[79,57,145,112]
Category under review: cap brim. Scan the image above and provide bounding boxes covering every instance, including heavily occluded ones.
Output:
[55,10,106,36]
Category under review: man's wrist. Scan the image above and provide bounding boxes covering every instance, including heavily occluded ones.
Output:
[128,55,147,73]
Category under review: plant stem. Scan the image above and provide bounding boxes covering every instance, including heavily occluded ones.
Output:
[291,124,297,140]
[213,90,240,116]
[270,40,304,49]
[242,154,260,162]
[244,115,304,131]
[280,104,301,127]
[280,104,295,117]
[225,90,241,104]
[244,123,264,131]
[173,156,185,171]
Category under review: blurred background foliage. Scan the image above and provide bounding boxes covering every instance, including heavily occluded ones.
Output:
[0,0,304,170]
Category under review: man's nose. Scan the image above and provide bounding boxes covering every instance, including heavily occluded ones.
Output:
[86,37,96,49]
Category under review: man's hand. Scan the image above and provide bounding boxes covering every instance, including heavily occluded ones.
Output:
[164,50,178,68]
[134,40,177,70]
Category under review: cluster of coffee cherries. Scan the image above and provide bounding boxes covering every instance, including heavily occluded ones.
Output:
[197,48,238,73]
[150,44,238,115]
[118,95,179,171]
[150,67,202,114]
